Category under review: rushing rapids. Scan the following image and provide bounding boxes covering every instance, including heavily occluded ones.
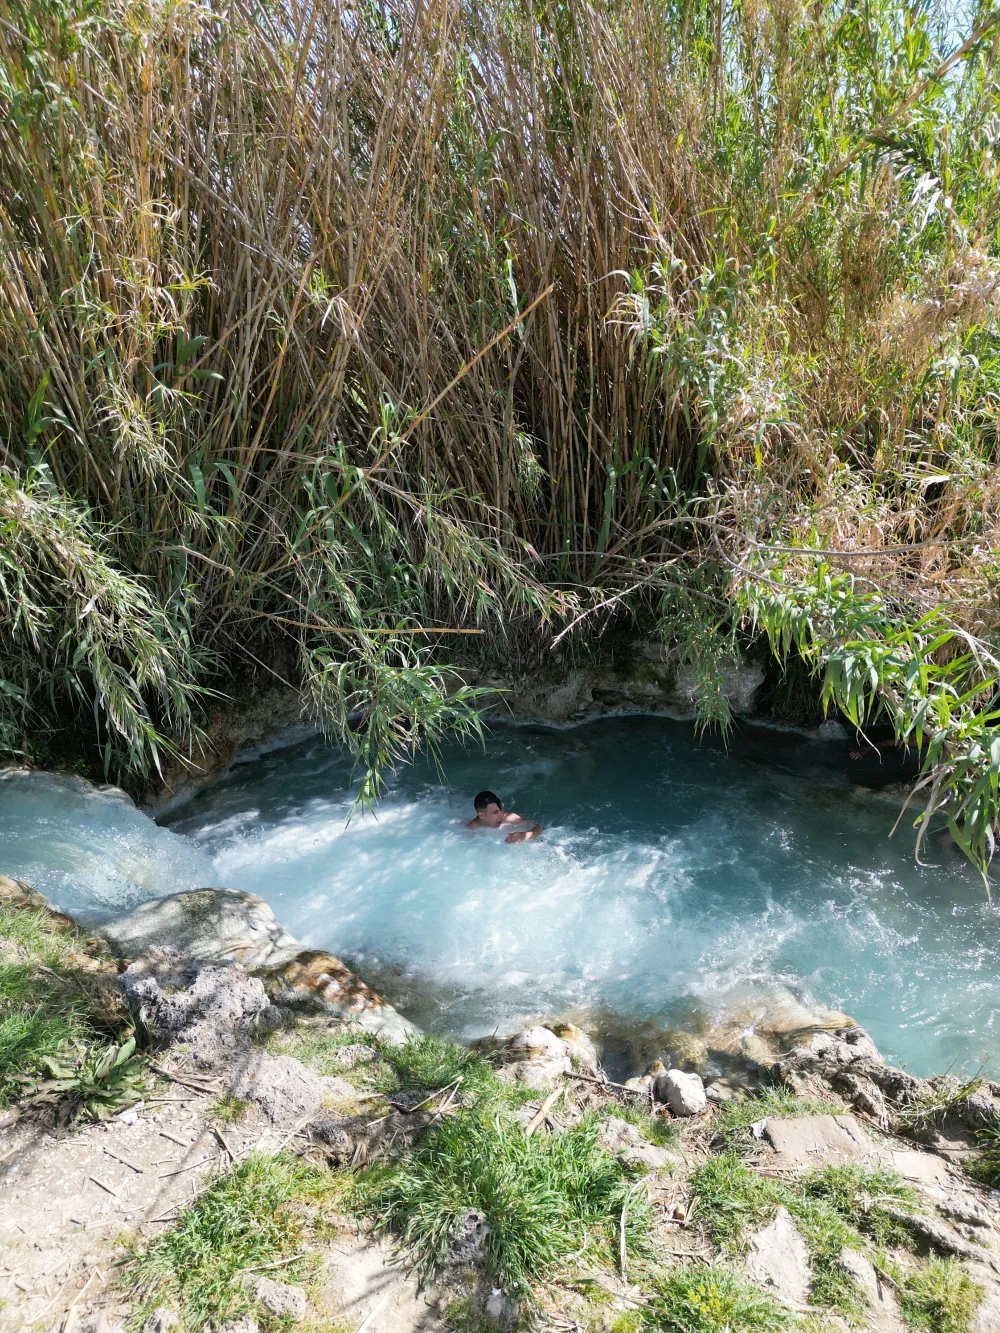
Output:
[2,716,997,1078]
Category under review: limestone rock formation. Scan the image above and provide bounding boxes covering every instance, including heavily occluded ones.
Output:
[118,948,279,1064]
[99,888,302,969]
[102,888,418,1044]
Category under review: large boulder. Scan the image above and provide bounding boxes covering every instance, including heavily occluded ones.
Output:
[264,950,417,1046]
[98,888,302,969]
[102,889,418,1045]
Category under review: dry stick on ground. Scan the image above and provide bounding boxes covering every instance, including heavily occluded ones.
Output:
[213,1125,239,1163]
[525,1085,564,1137]
[102,1145,144,1173]
[149,1063,220,1095]
[565,1071,652,1100]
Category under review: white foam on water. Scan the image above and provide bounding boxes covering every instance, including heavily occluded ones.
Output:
[4,717,1000,1077]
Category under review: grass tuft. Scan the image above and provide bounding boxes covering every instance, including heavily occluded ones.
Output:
[899,1258,984,1333]
[363,1108,650,1295]
[643,1265,792,1333]
[690,1153,919,1319]
[122,1154,327,1330]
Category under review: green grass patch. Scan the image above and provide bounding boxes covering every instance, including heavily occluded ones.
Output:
[0,903,140,1116]
[585,1098,679,1150]
[643,1265,792,1333]
[269,1029,518,1107]
[899,1258,984,1333]
[712,1087,841,1154]
[211,1093,250,1123]
[964,1124,1000,1187]
[362,1107,651,1296]
[122,1153,328,1330]
[690,1154,918,1319]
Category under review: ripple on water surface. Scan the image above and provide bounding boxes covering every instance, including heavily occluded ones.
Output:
[2,718,999,1078]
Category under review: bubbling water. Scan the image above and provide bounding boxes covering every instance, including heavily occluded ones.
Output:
[2,718,999,1078]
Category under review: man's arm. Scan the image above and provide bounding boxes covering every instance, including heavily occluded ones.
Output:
[502,812,542,843]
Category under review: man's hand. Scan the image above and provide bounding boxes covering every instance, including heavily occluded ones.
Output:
[504,828,538,844]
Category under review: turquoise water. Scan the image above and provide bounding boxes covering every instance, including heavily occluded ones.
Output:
[2,718,998,1077]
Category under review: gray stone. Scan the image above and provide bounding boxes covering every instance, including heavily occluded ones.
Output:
[965,1261,1000,1333]
[447,1209,491,1266]
[232,1054,325,1123]
[598,1117,642,1152]
[818,720,849,742]
[484,1290,519,1325]
[882,1205,987,1261]
[330,1043,377,1070]
[512,1056,568,1089]
[214,1322,259,1333]
[118,949,276,1063]
[654,1069,707,1116]
[310,1117,354,1160]
[79,1315,127,1333]
[746,1207,812,1306]
[837,1249,905,1332]
[936,1194,997,1228]
[620,1143,680,1172]
[100,888,303,968]
[141,1311,179,1333]
[252,1278,307,1320]
[507,1026,567,1060]
[764,1115,876,1167]
[674,658,764,714]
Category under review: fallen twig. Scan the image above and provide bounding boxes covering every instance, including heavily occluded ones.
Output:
[213,1126,239,1163]
[103,1145,144,1173]
[158,1129,192,1148]
[158,1155,214,1178]
[565,1071,651,1100]
[237,1253,306,1275]
[88,1176,118,1197]
[149,1063,220,1095]
[525,1086,564,1137]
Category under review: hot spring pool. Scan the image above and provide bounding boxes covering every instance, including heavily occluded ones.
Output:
[2,717,998,1078]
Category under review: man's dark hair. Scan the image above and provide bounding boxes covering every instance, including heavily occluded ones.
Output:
[474,790,503,812]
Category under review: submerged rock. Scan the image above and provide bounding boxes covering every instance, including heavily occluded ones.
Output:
[654,1069,707,1116]
[266,949,417,1046]
[507,1026,567,1060]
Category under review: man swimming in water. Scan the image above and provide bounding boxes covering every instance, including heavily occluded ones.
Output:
[466,790,542,844]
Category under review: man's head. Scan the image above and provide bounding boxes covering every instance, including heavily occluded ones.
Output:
[473,790,505,827]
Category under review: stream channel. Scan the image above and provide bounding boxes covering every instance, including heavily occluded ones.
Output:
[2,716,998,1079]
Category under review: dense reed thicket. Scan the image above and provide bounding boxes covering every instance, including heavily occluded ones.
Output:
[2,0,1000,861]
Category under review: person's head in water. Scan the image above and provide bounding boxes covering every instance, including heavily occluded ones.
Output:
[473,790,506,828]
